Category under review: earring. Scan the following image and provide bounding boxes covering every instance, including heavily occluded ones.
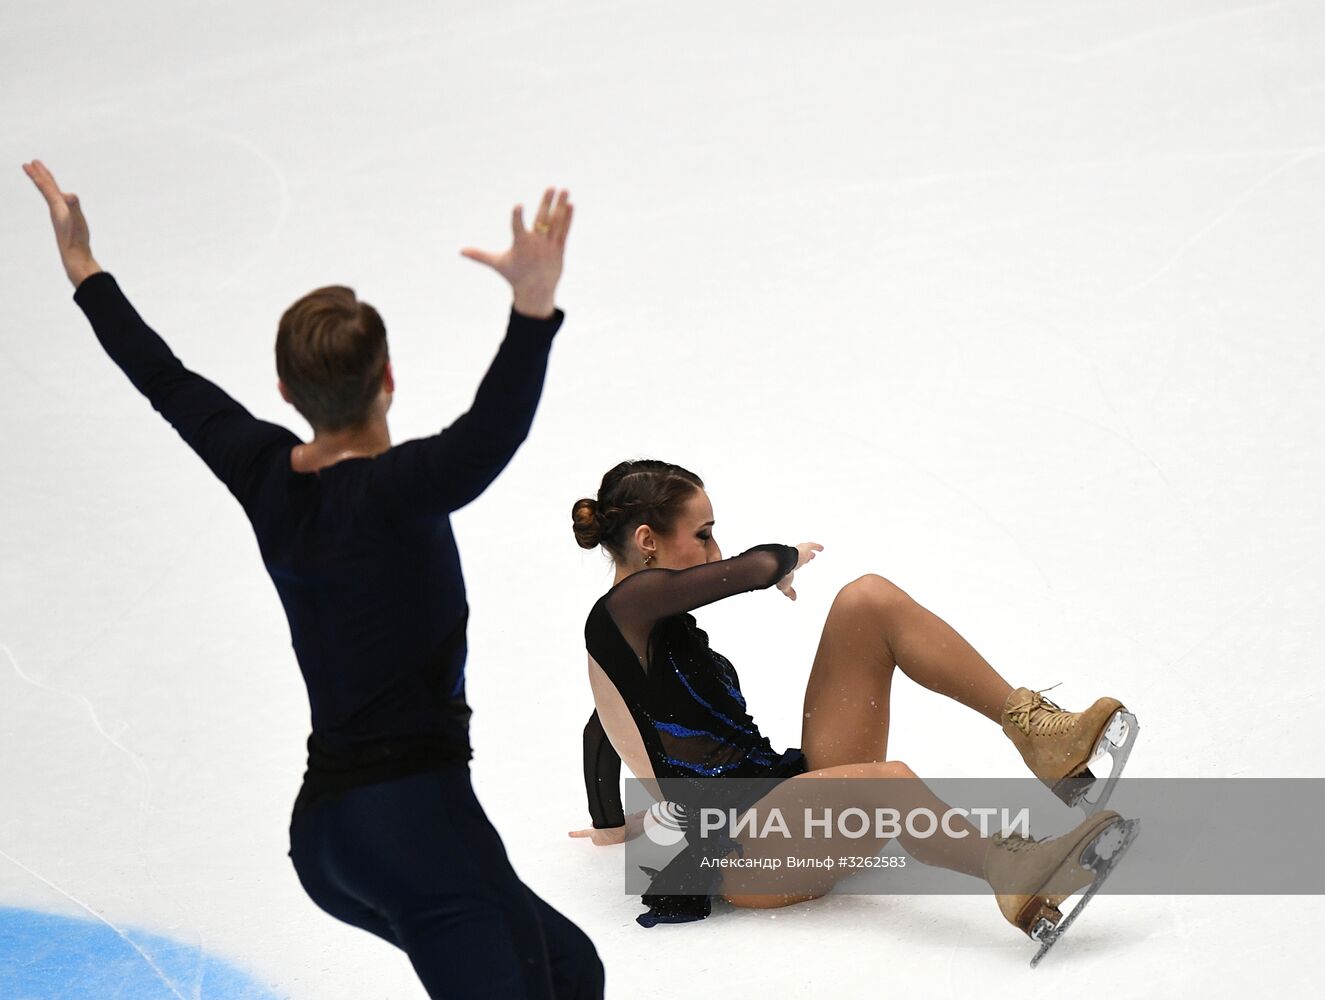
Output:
[643,553,653,566]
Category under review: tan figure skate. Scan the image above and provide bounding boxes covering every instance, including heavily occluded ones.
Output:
[1002,686,1138,814]
[984,809,1141,967]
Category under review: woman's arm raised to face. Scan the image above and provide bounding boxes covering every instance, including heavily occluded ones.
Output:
[604,542,823,662]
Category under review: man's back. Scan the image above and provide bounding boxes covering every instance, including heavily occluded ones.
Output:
[72,270,565,777]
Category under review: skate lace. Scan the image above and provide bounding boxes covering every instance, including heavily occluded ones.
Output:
[995,830,1044,853]
[1007,684,1076,736]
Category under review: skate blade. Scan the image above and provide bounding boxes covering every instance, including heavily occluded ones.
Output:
[1053,711,1139,815]
[1028,816,1140,968]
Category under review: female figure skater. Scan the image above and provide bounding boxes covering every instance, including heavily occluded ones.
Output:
[24,159,602,999]
[568,460,1139,962]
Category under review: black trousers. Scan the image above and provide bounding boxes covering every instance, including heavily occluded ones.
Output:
[289,765,604,999]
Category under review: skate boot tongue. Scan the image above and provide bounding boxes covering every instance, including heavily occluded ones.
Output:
[995,830,1041,851]
[1001,685,1133,813]
[1005,685,1074,737]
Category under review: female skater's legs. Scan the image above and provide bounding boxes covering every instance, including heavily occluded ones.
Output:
[290,766,604,1000]
[720,759,991,907]
[716,573,1012,906]
[800,574,1014,770]
[719,758,1138,958]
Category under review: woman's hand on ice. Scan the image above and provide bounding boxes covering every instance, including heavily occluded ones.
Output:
[568,808,647,846]
[23,160,102,288]
[461,187,572,318]
[776,542,823,601]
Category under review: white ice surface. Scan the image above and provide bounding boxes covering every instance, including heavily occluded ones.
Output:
[2,0,1322,997]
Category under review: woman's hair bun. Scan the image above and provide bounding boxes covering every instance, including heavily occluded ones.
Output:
[571,497,602,549]
[573,460,704,563]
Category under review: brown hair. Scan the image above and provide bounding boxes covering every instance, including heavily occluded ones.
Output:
[275,286,389,432]
[572,459,705,564]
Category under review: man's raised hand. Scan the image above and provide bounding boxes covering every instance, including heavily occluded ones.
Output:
[460,187,572,318]
[23,160,101,288]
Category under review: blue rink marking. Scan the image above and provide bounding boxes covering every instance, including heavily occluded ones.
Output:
[0,906,284,999]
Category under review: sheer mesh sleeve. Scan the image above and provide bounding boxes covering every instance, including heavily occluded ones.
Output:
[583,709,625,829]
[603,543,799,662]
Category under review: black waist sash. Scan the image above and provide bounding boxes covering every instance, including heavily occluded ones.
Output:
[292,701,474,815]
[292,612,475,816]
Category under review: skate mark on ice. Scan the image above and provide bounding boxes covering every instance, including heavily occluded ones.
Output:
[0,848,189,1000]
[1057,1,1287,62]
[2,642,153,815]
[117,108,292,294]
[831,147,1322,199]
[0,902,283,999]
[789,404,1054,591]
[1119,144,1325,298]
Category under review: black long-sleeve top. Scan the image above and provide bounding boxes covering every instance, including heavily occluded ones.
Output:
[73,272,564,813]
[581,544,800,828]
[583,710,625,828]
[581,544,803,926]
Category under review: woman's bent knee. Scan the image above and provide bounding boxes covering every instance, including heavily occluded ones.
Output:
[873,759,915,779]
[836,573,910,611]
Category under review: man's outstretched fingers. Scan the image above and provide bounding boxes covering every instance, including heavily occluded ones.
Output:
[535,187,555,228]
[23,161,60,207]
[26,161,79,216]
[35,160,61,196]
